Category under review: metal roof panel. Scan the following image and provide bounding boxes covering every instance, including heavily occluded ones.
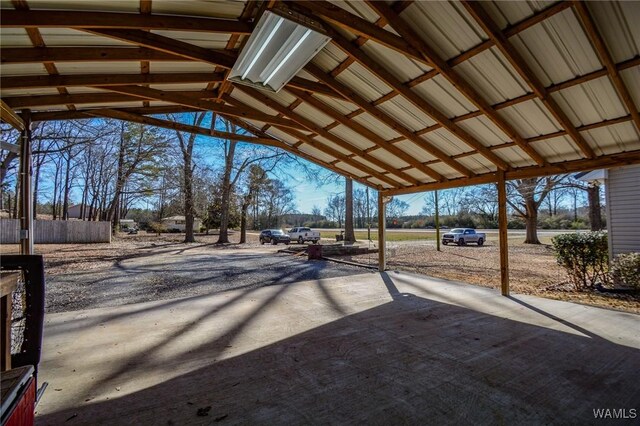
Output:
[456,116,511,146]
[412,74,478,117]
[352,112,402,140]
[0,28,33,47]
[498,99,562,138]
[530,135,584,162]
[330,124,376,151]
[377,96,437,131]
[586,1,640,63]
[360,41,433,83]
[38,28,132,46]
[337,62,391,102]
[582,121,640,155]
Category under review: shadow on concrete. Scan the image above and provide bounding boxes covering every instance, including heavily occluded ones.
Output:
[37,273,640,425]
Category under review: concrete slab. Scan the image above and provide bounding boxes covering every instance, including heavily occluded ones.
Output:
[36,271,640,425]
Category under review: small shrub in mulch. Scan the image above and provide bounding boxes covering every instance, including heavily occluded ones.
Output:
[610,252,640,290]
[552,232,608,291]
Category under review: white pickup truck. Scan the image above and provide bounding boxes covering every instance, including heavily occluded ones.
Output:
[288,227,321,244]
[442,228,486,246]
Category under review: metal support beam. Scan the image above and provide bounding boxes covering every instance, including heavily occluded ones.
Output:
[497,170,509,296]
[378,192,387,272]
[435,190,440,252]
[18,110,33,255]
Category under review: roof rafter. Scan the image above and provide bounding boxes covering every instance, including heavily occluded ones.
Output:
[85,109,286,148]
[305,63,475,177]
[287,87,447,182]
[384,150,640,196]
[462,1,596,160]
[573,2,640,133]
[323,27,510,171]
[232,85,420,186]
[1,72,226,89]
[1,9,252,33]
[96,85,304,130]
[366,0,547,167]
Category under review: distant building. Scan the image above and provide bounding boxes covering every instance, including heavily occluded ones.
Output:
[67,204,93,219]
[577,165,640,259]
[119,219,137,230]
[161,215,202,232]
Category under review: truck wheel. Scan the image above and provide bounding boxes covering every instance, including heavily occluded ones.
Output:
[298,236,303,244]
[477,238,484,246]
[457,238,465,246]
[285,241,290,245]
[443,241,448,245]
[313,239,319,244]
[260,239,264,245]
[272,239,277,245]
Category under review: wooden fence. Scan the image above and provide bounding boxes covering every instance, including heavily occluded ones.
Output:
[0,219,111,244]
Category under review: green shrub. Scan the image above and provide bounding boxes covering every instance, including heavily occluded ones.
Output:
[552,232,608,290]
[610,252,640,289]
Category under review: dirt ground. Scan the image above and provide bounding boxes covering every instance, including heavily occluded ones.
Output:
[3,231,638,314]
[343,238,640,314]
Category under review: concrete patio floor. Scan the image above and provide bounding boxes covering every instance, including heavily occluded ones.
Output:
[36,271,640,425]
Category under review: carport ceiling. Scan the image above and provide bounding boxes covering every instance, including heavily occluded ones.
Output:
[2,0,640,194]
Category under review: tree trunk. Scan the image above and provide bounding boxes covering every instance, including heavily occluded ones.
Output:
[62,153,72,220]
[183,158,195,243]
[217,140,237,244]
[240,200,250,244]
[524,199,540,244]
[344,178,356,243]
[588,183,603,231]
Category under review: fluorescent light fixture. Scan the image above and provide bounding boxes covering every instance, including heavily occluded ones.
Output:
[229,7,331,92]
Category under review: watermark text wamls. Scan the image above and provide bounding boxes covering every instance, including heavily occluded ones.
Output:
[593,408,637,419]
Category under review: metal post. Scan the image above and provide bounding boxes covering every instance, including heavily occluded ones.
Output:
[435,190,440,252]
[497,170,509,296]
[377,192,386,272]
[18,109,33,255]
[366,187,371,241]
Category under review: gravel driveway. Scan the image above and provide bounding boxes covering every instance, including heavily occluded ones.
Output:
[44,241,367,313]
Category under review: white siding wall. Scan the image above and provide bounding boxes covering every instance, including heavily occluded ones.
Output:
[606,165,640,258]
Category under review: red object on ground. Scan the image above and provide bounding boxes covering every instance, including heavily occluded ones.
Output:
[1,366,35,426]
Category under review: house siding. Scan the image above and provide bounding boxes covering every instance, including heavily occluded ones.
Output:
[606,165,640,258]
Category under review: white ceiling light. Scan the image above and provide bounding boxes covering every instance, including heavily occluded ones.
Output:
[229,7,331,93]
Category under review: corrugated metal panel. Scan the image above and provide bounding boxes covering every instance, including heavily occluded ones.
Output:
[422,162,460,180]
[24,0,138,12]
[352,112,401,140]
[293,102,335,128]
[149,61,218,73]
[264,88,298,106]
[360,41,433,83]
[607,165,640,256]
[351,156,387,174]
[151,0,245,19]
[311,43,348,73]
[423,129,472,156]
[335,162,368,178]
[453,46,530,104]
[337,62,390,102]
[229,89,280,116]
[482,1,557,29]
[401,1,487,61]
[394,140,437,163]
[298,144,337,164]
[530,135,583,162]
[369,176,393,189]
[412,75,478,117]
[1,87,62,97]
[265,128,300,146]
[148,83,209,91]
[54,61,141,75]
[314,136,353,156]
[498,98,562,138]
[492,145,538,168]
[367,148,408,169]
[456,154,497,174]
[64,87,106,94]
[455,116,510,147]
[582,121,640,155]
[377,96,437,131]
[403,168,435,184]
[296,69,319,82]
[312,94,359,115]
[551,78,627,127]
[0,28,33,47]
[329,124,376,150]
[586,1,640,63]
[509,9,602,86]
[38,28,131,46]
[0,63,48,77]
[621,67,640,108]
[152,30,230,50]
[330,0,380,23]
